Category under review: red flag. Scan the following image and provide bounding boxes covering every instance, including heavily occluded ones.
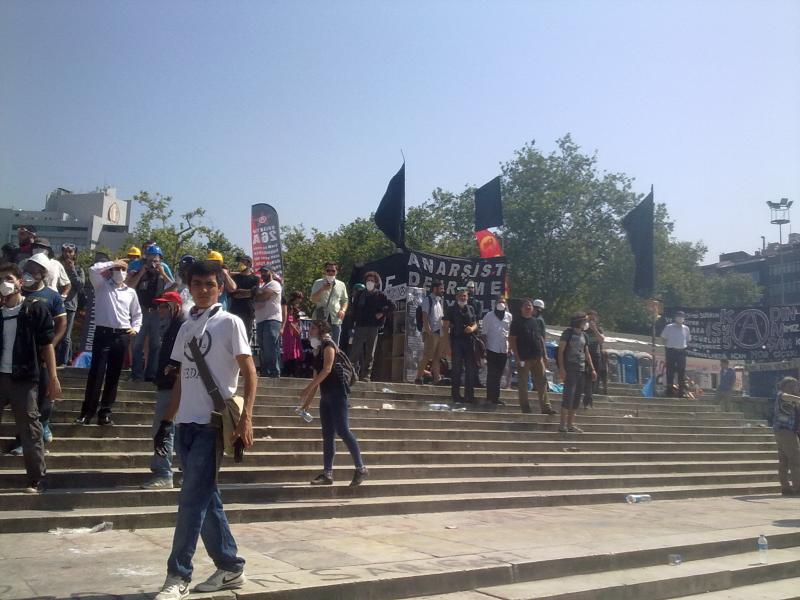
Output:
[475,229,504,258]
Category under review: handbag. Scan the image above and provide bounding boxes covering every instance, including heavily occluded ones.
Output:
[472,334,486,367]
[187,337,246,466]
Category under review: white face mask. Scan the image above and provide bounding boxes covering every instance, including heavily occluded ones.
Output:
[310,337,321,349]
[457,300,468,308]
[325,275,335,283]
[0,281,16,297]
[21,273,38,289]
[112,270,126,284]
[582,322,590,331]
[32,248,47,256]
[365,281,375,291]
[675,317,685,324]
[496,302,506,311]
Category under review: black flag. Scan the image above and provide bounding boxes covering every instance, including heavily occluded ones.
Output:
[375,163,405,248]
[474,175,503,231]
[622,189,655,298]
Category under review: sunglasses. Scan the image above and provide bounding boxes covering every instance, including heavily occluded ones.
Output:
[62,244,76,250]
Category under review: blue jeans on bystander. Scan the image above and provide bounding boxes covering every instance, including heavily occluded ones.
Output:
[150,389,174,479]
[256,319,282,377]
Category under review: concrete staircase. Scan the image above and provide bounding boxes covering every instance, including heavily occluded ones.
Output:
[0,368,779,538]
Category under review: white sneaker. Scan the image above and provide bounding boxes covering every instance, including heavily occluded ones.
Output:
[194,568,246,592]
[155,575,190,600]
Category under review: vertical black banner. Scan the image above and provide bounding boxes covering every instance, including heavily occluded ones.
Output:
[251,203,283,277]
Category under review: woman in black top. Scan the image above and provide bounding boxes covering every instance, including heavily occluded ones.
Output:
[299,320,367,487]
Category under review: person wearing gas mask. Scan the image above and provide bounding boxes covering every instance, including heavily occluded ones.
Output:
[480,295,512,406]
[254,266,283,377]
[557,313,596,434]
[661,310,691,397]
[0,262,61,493]
[348,271,394,382]
[3,254,66,455]
[443,288,478,404]
[228,255,260,341]
[77,258,142,425]
[128,245,174,382]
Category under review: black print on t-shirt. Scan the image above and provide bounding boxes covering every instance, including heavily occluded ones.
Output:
[183,330,213,362]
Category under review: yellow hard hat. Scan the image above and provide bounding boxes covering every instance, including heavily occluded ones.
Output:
[207,250,224,263]
[127,246,142,258]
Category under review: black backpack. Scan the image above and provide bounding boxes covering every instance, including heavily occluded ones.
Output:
[327,340,358,390]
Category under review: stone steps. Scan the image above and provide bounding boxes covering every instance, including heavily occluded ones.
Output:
[0,482,779,533]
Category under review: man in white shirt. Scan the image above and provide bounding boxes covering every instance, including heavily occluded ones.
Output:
[254,266,283,377]
[480,295,512,406]
[415,280,445,385]
[154,260,257,600]
[660,310,691,398]
[77,259,142,425]
[310,261,348,345]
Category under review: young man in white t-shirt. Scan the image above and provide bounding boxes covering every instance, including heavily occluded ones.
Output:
[253,266,283,377]
[154,260,257,600]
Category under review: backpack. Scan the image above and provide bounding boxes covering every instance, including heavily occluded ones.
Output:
[327,340,358,390]
[415,295,433,332]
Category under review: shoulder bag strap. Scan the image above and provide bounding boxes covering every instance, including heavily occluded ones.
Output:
[188,336,226,413]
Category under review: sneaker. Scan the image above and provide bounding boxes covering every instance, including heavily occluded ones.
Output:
[568,425,584,433]
[194,568,246,592]
[98,415,114,426]
[350,468,369,487]
[74,416,91,425]
[155,575,190,600]
[42,423,53,444]
[310,473,334,485]
[24,481,45,494]
[542,407,558,415]
[558,425,569,433]
[141,477,174,489]
[6,444,23,456]
[493,400,506,406]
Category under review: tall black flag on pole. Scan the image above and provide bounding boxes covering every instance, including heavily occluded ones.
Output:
[474,175,503,231]
[622,187,655,298]
[375,163,406,248]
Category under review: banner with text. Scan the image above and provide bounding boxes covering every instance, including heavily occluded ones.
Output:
[352,250,508,317]
[251,203,283,277]
[671,306,800,361]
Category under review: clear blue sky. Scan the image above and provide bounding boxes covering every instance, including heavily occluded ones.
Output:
[1,0,798,263]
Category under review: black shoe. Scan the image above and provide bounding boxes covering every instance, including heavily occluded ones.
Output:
[74,416,92,425]
[24,481,45,494]
[475,383,485,389]
[493,400,506,406]
[542,407,558,416]
[310,473,334,485]
[414,377,424,385]
[349,468,369,487]
[98,415,114,426]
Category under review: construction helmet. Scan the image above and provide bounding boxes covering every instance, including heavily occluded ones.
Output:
[127,246,142,258]
[145,244,163,257]
[207,250,224,263]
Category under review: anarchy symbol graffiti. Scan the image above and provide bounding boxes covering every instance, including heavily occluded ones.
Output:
[731,309,770,349]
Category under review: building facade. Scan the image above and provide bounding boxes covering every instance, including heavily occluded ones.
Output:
[0,187,131,252]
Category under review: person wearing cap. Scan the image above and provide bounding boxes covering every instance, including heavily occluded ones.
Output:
[205,250,238,310]
[142,291,186,489]
[3,254,67,455]
[228,255,260,340]
[661,311,691,397]
[127,246,142,265]
[128,245,175,382]
[130,241,175,279]
[77,258,142,425]
[56,243,85,367]
[557,313,596,433]
[509,298,556,415]
[22,238,71,298]
[254,267,283,377]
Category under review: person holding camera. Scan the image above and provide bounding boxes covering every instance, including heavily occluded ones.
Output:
[310,261,348,345]
[153,260,256,599]
[128,245,175,382]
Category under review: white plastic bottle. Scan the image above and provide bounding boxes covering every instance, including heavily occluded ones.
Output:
[757,534,768,564]
[625,494,652,504]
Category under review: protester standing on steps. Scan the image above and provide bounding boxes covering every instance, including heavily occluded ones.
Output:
[128,245,174,382]
[509,299,556,415]
[443,288,478,405]
[23,238,71,298]
[57,243,85,367]
[4,254,67,454]
[254,266,283,377]
[661,311,690,398]
[141,291,186,490]
[348,271,394,383]
[154,260,256,600]
[481,295,512,406]
[228,255,260,342]
[557,313,596,434]
[772,377,800,496]
[282,291,305,377]
[0,263,61,494]
[310,261,348,345]
[465,281,485,389]
[415,280,445,385]
[717,359,736,412]
[205,250,238,310]
[299,319,368,487]
[77,259,142,426]
[582,309,606,409]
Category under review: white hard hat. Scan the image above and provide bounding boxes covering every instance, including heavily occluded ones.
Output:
[533,299,545,309]
[26,253,51,271]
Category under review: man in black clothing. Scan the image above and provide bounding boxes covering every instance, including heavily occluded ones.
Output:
[583,309,606,406]
[228,255,260,341]
[443,288,477,404]
[348,271,395,382]
[509,298,556,415]
[465,281,484,388]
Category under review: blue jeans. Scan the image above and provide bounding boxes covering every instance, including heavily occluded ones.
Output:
[132,310,162,380]
[256,320,281,377]
[319,387,364,473]
[330,323,342,346]
[150,389,174,478]
[167,424,244,581]
[56,309,77,365]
